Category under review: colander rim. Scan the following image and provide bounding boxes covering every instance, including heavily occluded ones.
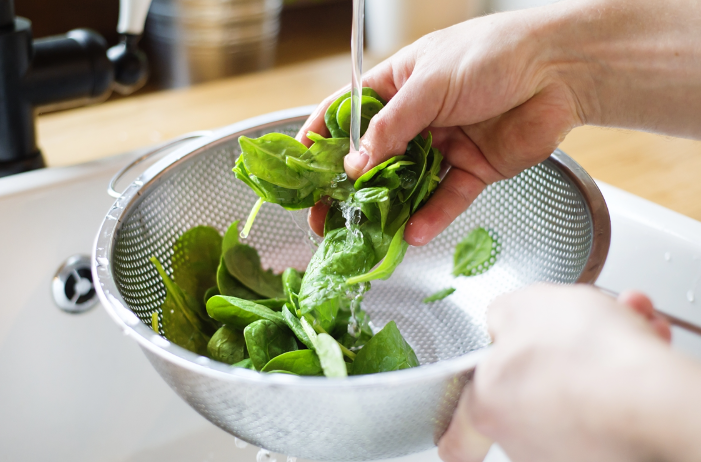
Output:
[93,106,610,388]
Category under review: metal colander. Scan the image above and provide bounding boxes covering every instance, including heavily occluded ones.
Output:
[93,107,610,461]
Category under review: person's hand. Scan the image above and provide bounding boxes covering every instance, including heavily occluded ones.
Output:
[437,284,701,462]
[299,7,585,243]
[299,0,701,244]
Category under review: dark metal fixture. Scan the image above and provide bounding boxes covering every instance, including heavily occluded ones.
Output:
[0,0,152,177]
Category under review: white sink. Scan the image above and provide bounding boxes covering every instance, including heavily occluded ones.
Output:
[0,145,699,462]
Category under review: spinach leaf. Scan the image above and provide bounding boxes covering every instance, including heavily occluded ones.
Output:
[207,325,246,364]
[353,156,406,190]
[171,226,222,305]
[151,257,212,355]
[203,286,220,304]
[346,222,409,285]
[233,156,316,210]
[353,187,390,231]
[282,267,303,310]
[336,95,384,137]
[423,287,456,303]
[301,317,347,378]
[261,349,323,376]
[217,262,262,299]
[298,227,376,332]
[244,319,298,370]
[239,134,311,190]
[232,358,256,370]
[223,244,285,299]
[351,321,419,375]
[206,295,285,330]
[281,305,315,349]
[324,88,385,138]
[453,227,496,277]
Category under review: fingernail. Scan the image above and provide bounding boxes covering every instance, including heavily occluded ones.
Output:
[345,148,369,178]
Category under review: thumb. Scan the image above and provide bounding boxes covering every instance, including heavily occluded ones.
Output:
[344,74,442,179]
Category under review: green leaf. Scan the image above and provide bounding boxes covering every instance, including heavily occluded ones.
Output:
[223,244,285,299]
[261,349,323,376]
[336,95,384,137]
[353,187,390,231]
[422,287,456,303]
[281,304,315,349]
[206,295,285,330]
[353,156,406,190]
[253,298,287,310]
[300,317,347,378]
[171,226,222,304]
[282,267,303,310]
[346,222,409,285]
[244,319,298,370]
[232,358,256,370]
[217,260,262,299]
[351,321,419,375]
[207,325,246,365]
[203,286,220,305]
[324,88,385,138]
[298,227,376,332]
[239,134,311,189]
[453,227,496,277]
[151,257,212,356]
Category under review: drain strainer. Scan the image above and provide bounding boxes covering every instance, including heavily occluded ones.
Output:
[52,255,98,313]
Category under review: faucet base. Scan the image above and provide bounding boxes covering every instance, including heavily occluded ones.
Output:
[0,151,45,178]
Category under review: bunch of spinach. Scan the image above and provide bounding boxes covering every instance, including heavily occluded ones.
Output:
[235,87,442,336]
[151,220,419,377]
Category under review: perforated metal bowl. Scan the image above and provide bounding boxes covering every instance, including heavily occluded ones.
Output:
[93,107,610,461]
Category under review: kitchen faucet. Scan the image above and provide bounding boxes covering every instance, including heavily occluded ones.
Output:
[0,0,152,177]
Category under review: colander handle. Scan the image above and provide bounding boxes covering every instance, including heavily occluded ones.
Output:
[597,286,701,336]
[107,131,213,198]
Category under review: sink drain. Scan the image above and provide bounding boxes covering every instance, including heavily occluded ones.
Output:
[52,255,98,313]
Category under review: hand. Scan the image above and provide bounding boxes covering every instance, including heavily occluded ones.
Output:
[299,7,584,243]
[299,0,701,244]
[438,284,701,462]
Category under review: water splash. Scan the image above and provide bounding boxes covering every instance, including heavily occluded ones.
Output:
[286,457,297,462]
[234,437,248,449]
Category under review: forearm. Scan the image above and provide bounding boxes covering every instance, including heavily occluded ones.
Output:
[537,0,701,139]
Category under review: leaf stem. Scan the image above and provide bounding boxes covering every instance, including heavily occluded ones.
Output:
[313,323,356,360]
[240,197,265,239]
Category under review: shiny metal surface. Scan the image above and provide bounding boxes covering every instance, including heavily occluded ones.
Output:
[146,0,282,88]
[93,107,610,461]
[52,254,98,313]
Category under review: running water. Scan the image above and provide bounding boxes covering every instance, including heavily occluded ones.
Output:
[349,0,364,154]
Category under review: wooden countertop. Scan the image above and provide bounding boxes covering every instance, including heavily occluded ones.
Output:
[37,54,701,222]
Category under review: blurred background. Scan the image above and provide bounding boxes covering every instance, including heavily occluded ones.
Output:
[16,0,557,96]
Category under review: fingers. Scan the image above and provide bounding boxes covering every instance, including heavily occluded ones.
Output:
[346,73,445,180]
[404,167,487,246]
[307,200,330,237]
[618,290,672,342]
[438,384,494,462]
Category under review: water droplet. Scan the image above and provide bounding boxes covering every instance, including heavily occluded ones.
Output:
[664,252,672,261]
[687,290,695,303]
[234,437,248,449]
[256,449,276,462]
